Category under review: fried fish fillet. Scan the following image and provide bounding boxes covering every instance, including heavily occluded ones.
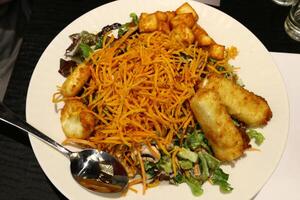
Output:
[190,89,248,161]
[203,75,272,127]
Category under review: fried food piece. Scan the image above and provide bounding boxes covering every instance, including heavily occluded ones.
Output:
[175,2,199,21]
[190,89,247,161]
[61,62,91,97]
[208,44,225,60]
[165,11,176,22]
[155,11,168,22]
[138,13,159,33]
[158,21,171,34]
[170,13,196,28]
[170,24,195,46]
[60,100,95,139]
[193,25,214,46]
[203,75,272,127]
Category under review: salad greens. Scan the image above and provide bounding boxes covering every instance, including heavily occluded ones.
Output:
[143,127,233,196]
[211,168,233,193]
[177,148,198,163]
[79,43,93,58]
[118,12,139,37]
[59,13,139,77]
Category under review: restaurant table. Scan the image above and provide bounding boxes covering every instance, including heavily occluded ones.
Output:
[1,0,300,199]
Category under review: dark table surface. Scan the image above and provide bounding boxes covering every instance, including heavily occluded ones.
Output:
[1,0,300,199]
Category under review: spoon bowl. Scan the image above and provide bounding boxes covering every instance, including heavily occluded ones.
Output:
[70,149,128,193]
[0,103,129,193]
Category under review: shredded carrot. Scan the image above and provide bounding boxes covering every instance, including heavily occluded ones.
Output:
[137,150,147,194]
[172,147,181,176]
[128,187,138,193]
[129,178,143,186]
[147,178,160,188]
[62,138,97,149]
[246,147,261,152]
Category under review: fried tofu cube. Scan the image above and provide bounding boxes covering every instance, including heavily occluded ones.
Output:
[139,13,159,33]
[209,44,225,60]
[166,11,176,22]
[158,21,171,34]
[176,2,199,21]
[155,11,168,22]
[193,25,214,46]
[170,24,195,45]
[197,35,213,46]
[170,13,196,29]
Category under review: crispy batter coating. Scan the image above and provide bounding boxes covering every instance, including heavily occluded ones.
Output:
[203,75,272,127]
[60,100,95,139]
[190,89,247,161]
[61,62,91,97]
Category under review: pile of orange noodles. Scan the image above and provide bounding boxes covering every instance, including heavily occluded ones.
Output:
[57,28,236,193]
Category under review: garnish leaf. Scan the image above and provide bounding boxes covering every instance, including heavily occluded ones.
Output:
[246,129,265,145]
[130,12,139,25]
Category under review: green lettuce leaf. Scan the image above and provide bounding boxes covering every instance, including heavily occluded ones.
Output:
[177,148,198,163]
[210,168,233,193]
[79,43,93,58]
[185,175,204,196]
[246,129,265,145]
[157,155,172,174]
[179,160,193,170]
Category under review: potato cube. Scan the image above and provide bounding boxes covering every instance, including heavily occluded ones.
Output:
[209,44,225,60]
[139,13,159,33]
[176,2,199,21]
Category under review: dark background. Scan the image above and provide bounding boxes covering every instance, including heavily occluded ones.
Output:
[0,0,299,199]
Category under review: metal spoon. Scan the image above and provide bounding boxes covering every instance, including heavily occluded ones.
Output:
[0,103,129,193]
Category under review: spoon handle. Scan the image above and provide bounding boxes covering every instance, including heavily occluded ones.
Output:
[0,103,71,157]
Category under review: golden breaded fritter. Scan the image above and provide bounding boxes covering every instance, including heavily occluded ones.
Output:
[61,62,91,97]
[190,89,247,161]
[203,75,272,127]
[60,100,95,139]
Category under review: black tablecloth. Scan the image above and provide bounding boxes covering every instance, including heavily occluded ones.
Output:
[1,0,299,199]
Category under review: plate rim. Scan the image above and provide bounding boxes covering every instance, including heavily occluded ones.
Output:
[25,0,290,199]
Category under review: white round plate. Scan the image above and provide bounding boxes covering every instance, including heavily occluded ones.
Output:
[26,0,289,199]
